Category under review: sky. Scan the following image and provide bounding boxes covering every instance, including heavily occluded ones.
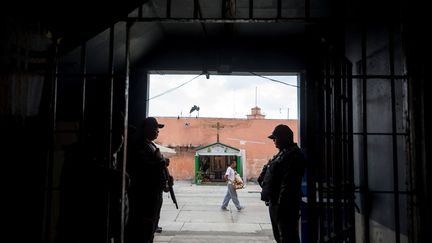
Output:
[148,74,298,120]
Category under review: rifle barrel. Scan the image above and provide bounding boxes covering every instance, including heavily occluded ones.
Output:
[165,166,178,209]
[169,188,178,209]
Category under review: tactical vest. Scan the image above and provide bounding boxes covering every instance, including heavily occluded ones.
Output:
[260,145,305,205]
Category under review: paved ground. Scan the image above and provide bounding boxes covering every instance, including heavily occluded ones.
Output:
[154,180,276,242]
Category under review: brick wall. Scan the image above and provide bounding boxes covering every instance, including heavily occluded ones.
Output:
[155,117,298,180]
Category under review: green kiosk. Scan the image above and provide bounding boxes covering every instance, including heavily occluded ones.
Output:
[194,142,242,184]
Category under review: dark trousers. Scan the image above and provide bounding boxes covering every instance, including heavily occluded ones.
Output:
[269,203,300,243]
[126,191,163,243]
[154,191,163,231]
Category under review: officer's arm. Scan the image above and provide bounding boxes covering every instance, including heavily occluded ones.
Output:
[278,153,305,204]
[136,148,165,167]
[278,169,294,204]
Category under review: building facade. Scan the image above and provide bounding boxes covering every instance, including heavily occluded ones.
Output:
[154,116,298,181]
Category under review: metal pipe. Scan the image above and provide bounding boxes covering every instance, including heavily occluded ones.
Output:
[80,43,87,143]
[361,24,371,243]
[138,4,143,18]
[194,0,198,18]
[352,132,408,136]
[326,74,407,79]
[320,132,408,136]
[342,60,348,236]
[249,0,253,18]
[108,25,115,169]
[389,24,401,243]
[128,17,315,23]
[333,55,343,242]
[56,73,126,78]
[126,16,404,23]
[316,71,325,242]
[120,20,132,243]
[166,0,171,18]
[368,190,413,194]
[347,62,356,239]
[194,0,208,38]
[42,39,59,242]
[325,57,333,240]
[221,0,226,19]
[105,25,115,243]
[277,0,282,18]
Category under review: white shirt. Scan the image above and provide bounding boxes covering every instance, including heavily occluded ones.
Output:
[225,166,235,184]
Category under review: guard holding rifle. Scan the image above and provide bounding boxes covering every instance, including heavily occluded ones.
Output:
[126,117,177,243]
[258,124,306,243]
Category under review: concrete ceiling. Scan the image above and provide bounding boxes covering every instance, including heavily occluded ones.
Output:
[57,0,317,73]
[3,0,149,53]
[130,0,318,39]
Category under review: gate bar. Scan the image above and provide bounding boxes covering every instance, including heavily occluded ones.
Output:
[361,24,371,243]
[389,24,401,243]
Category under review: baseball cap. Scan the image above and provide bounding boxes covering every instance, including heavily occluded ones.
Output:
[142,117,164,128]
[268,124,293,140]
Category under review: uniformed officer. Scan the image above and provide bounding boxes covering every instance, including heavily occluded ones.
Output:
[126,117,169,243]
[259,124,306,243]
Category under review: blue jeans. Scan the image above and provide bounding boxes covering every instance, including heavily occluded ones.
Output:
[221,183,241,209]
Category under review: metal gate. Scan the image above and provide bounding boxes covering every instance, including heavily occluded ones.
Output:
[42,24,132,243]
[302,35,356,243]
[302,24,411,243]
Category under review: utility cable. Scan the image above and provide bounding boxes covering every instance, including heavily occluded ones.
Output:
[250,72,298,88]
[147,74,202,101]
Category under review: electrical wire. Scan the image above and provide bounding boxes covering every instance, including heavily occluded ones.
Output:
[148,72,296,101]
[147,74,202,101]
[250,72,298,88]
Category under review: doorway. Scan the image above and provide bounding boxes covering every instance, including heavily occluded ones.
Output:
[147,73,299,183]
[197,155,237,182]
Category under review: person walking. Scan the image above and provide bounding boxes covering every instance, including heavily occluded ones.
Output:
[221,160,244,211]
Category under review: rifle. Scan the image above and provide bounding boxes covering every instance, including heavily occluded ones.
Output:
[163,164,178,209]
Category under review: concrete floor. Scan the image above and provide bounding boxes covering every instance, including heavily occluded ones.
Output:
[154,180,276,242]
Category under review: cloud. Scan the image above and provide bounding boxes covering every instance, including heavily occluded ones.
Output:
[148,74,298,119]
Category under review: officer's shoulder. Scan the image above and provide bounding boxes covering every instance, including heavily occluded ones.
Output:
[137,140,152,149]
[281,146,303,158]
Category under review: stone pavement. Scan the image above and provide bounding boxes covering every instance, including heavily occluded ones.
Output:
[154,180,276,242]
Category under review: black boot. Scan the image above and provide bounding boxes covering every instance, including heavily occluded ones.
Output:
[155,226,162,233]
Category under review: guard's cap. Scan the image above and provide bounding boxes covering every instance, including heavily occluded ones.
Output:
[142,117,164,128]
[268,124,293,140]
